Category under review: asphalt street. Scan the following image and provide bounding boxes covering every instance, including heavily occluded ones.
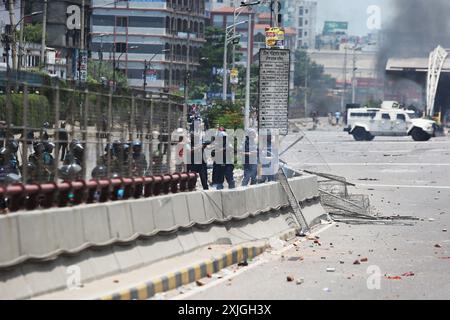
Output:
[175,124,450,300]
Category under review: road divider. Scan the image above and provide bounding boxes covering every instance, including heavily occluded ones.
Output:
[0,174,327,299]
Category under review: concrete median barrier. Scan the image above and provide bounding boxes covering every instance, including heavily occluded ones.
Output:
[79,205,111,245]
[0,214,20,266]
[17,211,58,259]
[107,202,134,240]
[129,198,156,236]
[0,174,326,299]
[50,208,84,253]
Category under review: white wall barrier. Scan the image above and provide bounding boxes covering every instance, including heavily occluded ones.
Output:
[0,174,327,299]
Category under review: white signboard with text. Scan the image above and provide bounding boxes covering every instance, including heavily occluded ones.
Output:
[258,49,290,135]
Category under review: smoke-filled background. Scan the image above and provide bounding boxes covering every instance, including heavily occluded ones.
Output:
[378,0,450,68]
[378,0,450,109]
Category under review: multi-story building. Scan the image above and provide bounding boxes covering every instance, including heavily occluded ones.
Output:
[30,0,90,80]
[284,0,317,50]
[210,6,256,64]
[0,6,20,68]
[90,0,206,91]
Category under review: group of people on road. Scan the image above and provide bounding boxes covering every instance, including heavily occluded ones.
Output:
[181,126,279,191]
[0,120,88,184]
[91,140,148,179]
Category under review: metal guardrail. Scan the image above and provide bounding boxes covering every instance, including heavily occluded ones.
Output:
[0,172,198,213]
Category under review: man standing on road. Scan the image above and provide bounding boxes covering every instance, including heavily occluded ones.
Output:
[242,128,258,186]
[56,122,69,161]
[212,129,235,189]
[335,111,341,125]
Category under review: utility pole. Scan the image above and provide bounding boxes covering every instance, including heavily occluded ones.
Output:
[340,45,348,113]
[273,0,279,28]
[143,59,148,91]
[168,11,174,94]
[304,53,308,117]
[18,0,24,71]
[8,0,17,70]
[351,46,357,104]
[81,0,85,50]
[40,0,48,70]
[244,10,252,130]
[183,7,191,129]
[222,32,228,101]
[231,6,242,104]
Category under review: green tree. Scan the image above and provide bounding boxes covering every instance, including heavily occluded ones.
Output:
[22,23,44,43]
[87,60,128,88]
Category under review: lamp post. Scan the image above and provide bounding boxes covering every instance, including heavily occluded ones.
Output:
[113,45,139,90]
[231,1,260,105]
[222,21,246,101]
[96,33,108,80]
[143,49,170,92]
[9,11,43,71]
[240,1,260,130]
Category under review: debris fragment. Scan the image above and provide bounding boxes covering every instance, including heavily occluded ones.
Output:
[401,272,415,277]
[323,287,331,292]
[326,268,336,272]
[196,280,205,286]
[435,244,442,248]
[360,257,368,262]
[339,260,345,264]
[238,261,248,267]
[113,280,119,283]
[443,229,447,232]
[353,260,361,265]
[287,276,294,282]
[386,276,402,280]
[269,238,287,250]
[296,278,304,285]
[428,218,436,222]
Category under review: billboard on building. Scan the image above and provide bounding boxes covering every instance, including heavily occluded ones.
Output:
[73,49,88,83]
[323,21,348,35]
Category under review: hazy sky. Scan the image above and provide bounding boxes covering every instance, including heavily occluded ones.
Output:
[314,0,395,35]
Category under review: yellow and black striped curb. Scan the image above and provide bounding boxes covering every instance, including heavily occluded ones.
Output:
[98,244,269,300]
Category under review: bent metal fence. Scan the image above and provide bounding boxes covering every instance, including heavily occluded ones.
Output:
[0,80,193,212]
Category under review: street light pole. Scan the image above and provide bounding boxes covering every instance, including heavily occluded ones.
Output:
[222,32,228,101]
[143,59,148,92]
[352,46,357,104]
[244,10,252,130]
[40,0,48,70]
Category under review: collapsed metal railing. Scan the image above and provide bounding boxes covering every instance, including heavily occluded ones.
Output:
[0,172,198,213]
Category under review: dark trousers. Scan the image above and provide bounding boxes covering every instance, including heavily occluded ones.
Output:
[213,164,235,189]
[59,143,67,161]
[242,164,257,186]
[188,163,209,190]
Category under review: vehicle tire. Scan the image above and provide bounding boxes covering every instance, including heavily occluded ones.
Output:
[411,127,431,142]
[365,133,375,141]
[352,127,367,141]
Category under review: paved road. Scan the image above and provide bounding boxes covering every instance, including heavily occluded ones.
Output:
[175,127,450,300]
